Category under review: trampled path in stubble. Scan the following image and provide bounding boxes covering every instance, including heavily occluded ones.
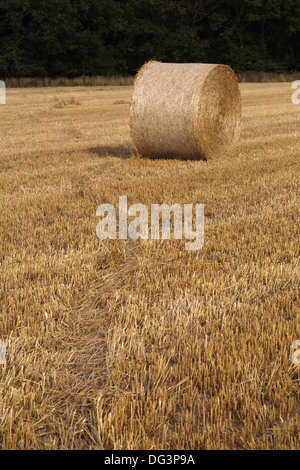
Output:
[0,83,299,449]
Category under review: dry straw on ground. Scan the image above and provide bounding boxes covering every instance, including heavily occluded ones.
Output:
[130,61,242,160]
[0,84,299,450]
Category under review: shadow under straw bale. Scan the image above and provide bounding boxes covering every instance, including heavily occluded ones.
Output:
[88,144,136,159]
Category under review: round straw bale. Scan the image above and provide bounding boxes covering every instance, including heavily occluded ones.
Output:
[130,61,241,160]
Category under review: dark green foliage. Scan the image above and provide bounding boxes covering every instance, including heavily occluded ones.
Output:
[0,0,299,77]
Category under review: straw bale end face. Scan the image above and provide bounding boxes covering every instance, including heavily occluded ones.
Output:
[130,61,242,160]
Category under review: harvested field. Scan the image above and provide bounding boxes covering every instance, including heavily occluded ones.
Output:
[0,83,299,449]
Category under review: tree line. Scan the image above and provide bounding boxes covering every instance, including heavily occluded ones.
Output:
[0,0,299,78]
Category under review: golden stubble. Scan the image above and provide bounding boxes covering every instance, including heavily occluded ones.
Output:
[0,83,299,449]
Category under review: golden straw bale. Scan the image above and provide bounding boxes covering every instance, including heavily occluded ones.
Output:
[130,61,242,160]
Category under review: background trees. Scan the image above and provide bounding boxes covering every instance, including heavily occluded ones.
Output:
[0,0,299,77]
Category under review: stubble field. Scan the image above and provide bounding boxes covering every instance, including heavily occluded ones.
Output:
[0,82,299,449]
